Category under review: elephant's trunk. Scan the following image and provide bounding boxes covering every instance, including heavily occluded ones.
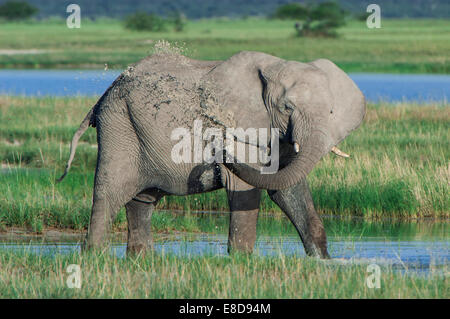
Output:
[224,125,328,190]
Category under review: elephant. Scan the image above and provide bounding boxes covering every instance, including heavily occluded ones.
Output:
[58,50,366,259]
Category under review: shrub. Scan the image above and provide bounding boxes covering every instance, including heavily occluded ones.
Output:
[272,3,309,20]
[170,10,187,32]
[0,1,38,21]
[356,11,371,21]
[124,12,167,32]
[273,1,347,37]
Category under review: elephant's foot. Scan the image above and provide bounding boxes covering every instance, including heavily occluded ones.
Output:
[83,204,111,252]
[308,214,330,259]
[311,244,331,259]
[228,210,259,254]
[303,239,330,259]
[125,198,157,257]
[82,232,110,253]
[126,241,153,256]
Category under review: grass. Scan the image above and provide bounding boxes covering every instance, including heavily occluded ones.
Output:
[0,18,449,73]
[0,250,447,298]
[0,96,448,234]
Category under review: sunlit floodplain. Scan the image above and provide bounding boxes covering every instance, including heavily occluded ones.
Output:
[0,15,448,299]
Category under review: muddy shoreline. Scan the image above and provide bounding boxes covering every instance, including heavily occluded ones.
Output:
[0,227,202,243]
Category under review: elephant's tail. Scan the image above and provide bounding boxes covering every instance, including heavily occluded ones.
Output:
[56,107,95,183]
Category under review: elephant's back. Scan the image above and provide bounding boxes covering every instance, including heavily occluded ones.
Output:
[129,53,220,81]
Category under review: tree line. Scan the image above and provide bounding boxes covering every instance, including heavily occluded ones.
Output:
[0,0,448,19]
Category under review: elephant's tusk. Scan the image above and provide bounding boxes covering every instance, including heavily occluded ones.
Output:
[331,146,350,158]
[294,142,300,154]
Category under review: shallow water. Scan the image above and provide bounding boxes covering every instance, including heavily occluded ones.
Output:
[1,229,448,276]
[0,70,449,103]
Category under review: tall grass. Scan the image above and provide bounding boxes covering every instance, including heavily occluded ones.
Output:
[0,250,446,298]
[0,18,449,73]
[0,97,448,232]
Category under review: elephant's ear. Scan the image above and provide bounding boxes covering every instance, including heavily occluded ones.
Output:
[257,61,291,112]
[309,59,366,147]
[199,51,284,130]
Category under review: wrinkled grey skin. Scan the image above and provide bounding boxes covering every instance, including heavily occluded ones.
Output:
[59,51,365,258]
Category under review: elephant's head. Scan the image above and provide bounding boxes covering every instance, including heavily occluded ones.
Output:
[203,52,366,190]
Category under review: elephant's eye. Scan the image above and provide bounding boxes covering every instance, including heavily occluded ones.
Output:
[284,103,294,113]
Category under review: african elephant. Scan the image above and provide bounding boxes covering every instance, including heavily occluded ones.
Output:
[58,51,365,259]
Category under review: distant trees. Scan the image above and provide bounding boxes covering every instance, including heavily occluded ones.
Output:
[0,1,38,21]
[273,2,347,37]
[273,3,308,20]
[170,11,186,32]
[2,0,449,19]
[124,11,187,32]
[356,11,371,21]
[124,12,167,31]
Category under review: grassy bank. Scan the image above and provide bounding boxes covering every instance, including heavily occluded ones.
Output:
[0,96,448,233]
[0,250,446,298]
[0,18,449,73]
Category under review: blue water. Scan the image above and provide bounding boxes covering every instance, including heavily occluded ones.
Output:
[0,70,120,97]
[0,70,448,103]
[1,234,448,275]
[351,73,449,103]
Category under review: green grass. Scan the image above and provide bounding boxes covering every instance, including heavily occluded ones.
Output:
[0,96,448,233]
[0,250,446,298]
[0,18,449,73]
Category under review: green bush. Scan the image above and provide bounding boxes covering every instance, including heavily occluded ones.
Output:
[310,2,346,23]
[272,3,309,20]
[124,11,167,32]
[273,1,347,37]
[356,11,371,21]
[0,1,38,21]
[170,10,187,32]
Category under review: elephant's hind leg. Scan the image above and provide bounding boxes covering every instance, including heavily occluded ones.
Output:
[86,176,139,251]
[268,179,330,259]
[224,171,261,254]
[125,191,162,256]
[85,151,141,251]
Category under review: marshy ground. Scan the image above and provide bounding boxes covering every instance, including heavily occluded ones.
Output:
[0,97,448,298]
[0,97,448,233]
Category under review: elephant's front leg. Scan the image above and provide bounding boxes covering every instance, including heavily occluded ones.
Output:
[228,205,259,253]
[225,175,261,254]
[125,195,160,256]
[268,179,330,259]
